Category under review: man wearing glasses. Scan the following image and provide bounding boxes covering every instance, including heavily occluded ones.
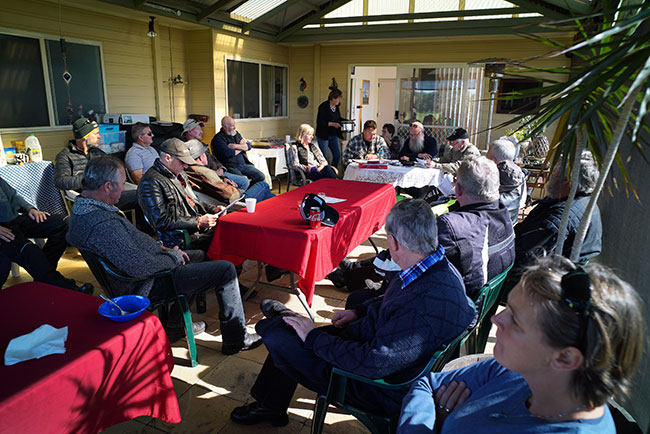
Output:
[124,122,158,184]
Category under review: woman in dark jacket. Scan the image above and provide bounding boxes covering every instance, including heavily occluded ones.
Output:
[315,88,344,168]
[288,124,337,181]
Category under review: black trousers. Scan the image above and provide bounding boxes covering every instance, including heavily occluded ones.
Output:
[0,213,75,289]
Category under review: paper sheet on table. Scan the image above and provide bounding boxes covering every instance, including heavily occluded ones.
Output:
[5,324,68,366]
[437,174,455,196]
[324,197,346,204]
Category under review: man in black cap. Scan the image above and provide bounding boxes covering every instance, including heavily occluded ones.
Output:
[137,137,222,252]
[54,117,138,211]
[428,127,480,174]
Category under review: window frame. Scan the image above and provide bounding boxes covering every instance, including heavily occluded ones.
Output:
[224,56,289,122]
[0,26,108,134]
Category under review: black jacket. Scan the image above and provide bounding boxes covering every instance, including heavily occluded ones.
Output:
[514,194,602,270]
[316,100,344,140]
[437,200,515,297]
[137,159,217,241]
[399,135,438,161]
[54,141,106,191]
[210,130,251,170]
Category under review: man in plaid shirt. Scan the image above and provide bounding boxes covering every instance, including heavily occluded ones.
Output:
[342,120,390,166]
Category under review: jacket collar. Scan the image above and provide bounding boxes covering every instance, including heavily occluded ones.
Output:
[153,158,176,179]
[457,200,501,213]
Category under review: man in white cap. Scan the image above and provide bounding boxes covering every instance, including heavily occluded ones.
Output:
[137,137,222,252]
[428,127,480,174]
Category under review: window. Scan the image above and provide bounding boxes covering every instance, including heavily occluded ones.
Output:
[0,31,106,129]
[226,59,287,119]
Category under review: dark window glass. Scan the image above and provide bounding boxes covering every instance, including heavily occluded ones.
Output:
[0,34,49,128]
[46,40,106,126]
[227,59,259,119]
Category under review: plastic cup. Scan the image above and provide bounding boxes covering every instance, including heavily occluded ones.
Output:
[245,198,257,213]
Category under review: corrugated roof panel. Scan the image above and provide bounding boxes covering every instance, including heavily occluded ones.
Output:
[415,0,459,12]
[324,0,363,18]
[368,0,409,15]
[464,0,515,10]
[231,0,288,21]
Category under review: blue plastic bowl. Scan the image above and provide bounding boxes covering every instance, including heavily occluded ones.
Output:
[98,295,151,322]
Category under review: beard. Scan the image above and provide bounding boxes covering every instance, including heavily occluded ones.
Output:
[409,135,425,153]
[226,128,237,137]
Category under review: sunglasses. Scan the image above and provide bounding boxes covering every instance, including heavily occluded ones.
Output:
[142,132,153,136]
[560,266,592,356]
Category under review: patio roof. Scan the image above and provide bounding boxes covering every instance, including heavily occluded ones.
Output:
[97,0,591,42]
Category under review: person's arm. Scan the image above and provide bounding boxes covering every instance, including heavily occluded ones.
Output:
[53,150,83,190]
[375,136,390,158]
[342,136,362,166]
[0,178,34,214]
[514,207,560,268]
[210,133,237,161]
[137,177,200,231]
[435,145,480,173]
[399,140,417,161]
[287,145,306,172]
[311,145,329,168]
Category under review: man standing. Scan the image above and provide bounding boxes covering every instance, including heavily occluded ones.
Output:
[210,116,267,186]
[487,138,527,225]
[67,156,261,352]
[429,127,480,174]
[54,117,138,211]
[124,122,158,184]
[138,138,221,252]
[341,120,389,166]
[399,121,438,161]
[0,177,92,293]
[513,150,602,272]
[230,199,475,426]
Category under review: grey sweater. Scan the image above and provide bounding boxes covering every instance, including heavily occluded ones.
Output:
[0,178,33,223]
[66,196,182,296]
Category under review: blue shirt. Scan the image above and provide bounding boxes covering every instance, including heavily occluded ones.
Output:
[398,358,615,433]
[399,246,446,289]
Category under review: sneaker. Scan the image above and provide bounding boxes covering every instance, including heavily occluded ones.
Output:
[230,401,289,426]
[260,299,298,319]
[222,332,263,355]
[166,320,207,342]
[326,268,346,289]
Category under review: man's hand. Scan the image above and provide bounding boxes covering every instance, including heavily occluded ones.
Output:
[173,246,190,265]
[28,208,49,223]
[198,214,218,228]
[216,168,225,177]
[329,122,342,129]
[0,225,15,242]
[435,381,471,423]
[418,153,432,160]
[365,154,378,160]
[331,310,358,328]
[224,178,237,187]
[283,315,315,342]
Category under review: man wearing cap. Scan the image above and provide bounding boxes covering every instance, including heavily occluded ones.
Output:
[124,122,159,184]
[54,117,138,211]
[185,140,274,203]
[138,138,222,252]
[428,127,480,174]
[398,121,438,161]
[210,116,267,186]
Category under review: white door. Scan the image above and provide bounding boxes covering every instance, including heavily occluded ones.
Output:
[377,78,396,128]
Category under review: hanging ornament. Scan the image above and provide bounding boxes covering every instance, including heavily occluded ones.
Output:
[299,77,307,92]
[297,95,309,109]
[329,77,338,91]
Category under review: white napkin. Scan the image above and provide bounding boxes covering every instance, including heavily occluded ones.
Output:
[324,197,346,204]
[4,324,68,366]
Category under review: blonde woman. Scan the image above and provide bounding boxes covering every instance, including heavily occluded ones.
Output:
[289,124,337,180]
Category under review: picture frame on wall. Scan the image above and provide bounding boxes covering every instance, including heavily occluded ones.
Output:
[496,78,542,114]
[361,80,370,105]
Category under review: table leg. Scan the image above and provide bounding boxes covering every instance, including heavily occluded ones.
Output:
[289,272,316,322]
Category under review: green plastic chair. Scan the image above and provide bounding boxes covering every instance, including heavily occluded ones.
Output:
[465,263,514,354]
[79,249,199,367]
[310,330,468,434]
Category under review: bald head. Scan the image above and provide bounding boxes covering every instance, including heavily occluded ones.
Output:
[221,116,237,137]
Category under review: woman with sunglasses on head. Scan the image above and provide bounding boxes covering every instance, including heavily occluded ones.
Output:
[398,255,645,433]
[288,124,338,181]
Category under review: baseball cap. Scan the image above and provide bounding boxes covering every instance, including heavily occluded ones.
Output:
[72,117,99,140]
[185,139,208,159]
[159,138,196,165]
[182,119,204,134]
[299,193,339,227]
[447,128,469,141]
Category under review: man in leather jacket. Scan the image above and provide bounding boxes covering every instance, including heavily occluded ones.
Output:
[137,138,222,252]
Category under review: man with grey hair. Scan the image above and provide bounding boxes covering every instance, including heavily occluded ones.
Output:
[329,156,515,298]
[124,122,158,183]
[513,150,602,271]
[428,127,480,174]
[67,155,262,353]
[487,138,527,225]
[399,121,438,161]
[230,199,474,427]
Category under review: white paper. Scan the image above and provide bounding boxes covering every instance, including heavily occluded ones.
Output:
[437,174,455,196]
[4,324,68,366]
[323,197,346,204]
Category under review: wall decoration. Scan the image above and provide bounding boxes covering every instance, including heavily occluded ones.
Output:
[361,80,370,105]
[299,77,307,91]
[496,78,542,114]
[329,77,339,91]
[297,95,309,108]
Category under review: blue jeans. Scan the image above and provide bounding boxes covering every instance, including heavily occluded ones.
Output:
[317,136,341,168]
[245,181,275,202]
[229,164,266,184]
[223,172,250,191]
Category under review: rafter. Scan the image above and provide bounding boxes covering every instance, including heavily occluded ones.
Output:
[197,0,233,21]
[275,0,353,41]
[506,0,569,18]
[242,0,303,33]
[134,0,147,8]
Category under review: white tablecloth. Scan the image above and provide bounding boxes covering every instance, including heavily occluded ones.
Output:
[249,147,288,176]
[343,161,453,193]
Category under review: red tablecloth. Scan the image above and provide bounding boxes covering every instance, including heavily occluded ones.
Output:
[0,283,181,434]
[207,179,396,304]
